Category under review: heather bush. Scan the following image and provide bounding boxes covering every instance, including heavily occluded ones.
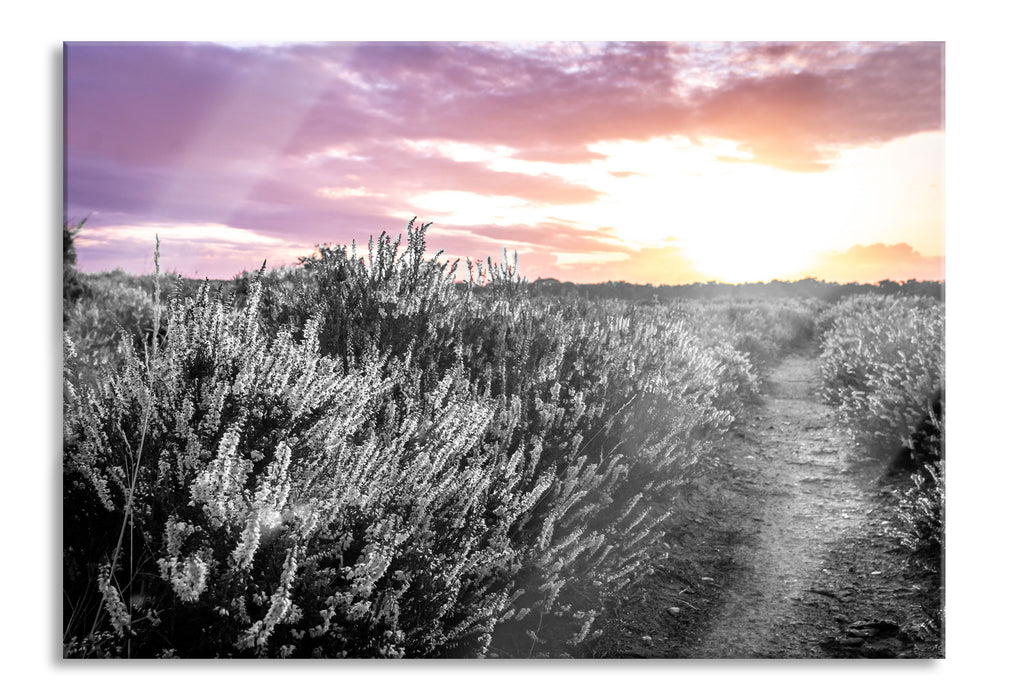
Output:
[257,221,462,375]
[64,275,548,657]
[64,220,779,657]
[895,458,944,566]
[816,294,945,584]
[891,420,944,643]
[675,298,821,407]
[818,294,944,457]
[891,388,944,574]
[688,299,820,367]
[63,270,158,372]
[248,224,750,651]
[470,298,741,654]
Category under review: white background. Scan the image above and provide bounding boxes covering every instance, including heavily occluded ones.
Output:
[5,2,1002,696]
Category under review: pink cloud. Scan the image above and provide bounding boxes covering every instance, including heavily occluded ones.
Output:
[693,43,943,171]
[548,242,703,285]
[801,242,944,283]
[310,142,604,205]
[429,221,627,255]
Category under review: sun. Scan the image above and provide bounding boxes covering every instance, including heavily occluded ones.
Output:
[683,236,816,283]
[384,133,942,285]
[528,136,831,282]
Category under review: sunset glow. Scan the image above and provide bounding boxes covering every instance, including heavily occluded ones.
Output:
[64,41,944,283]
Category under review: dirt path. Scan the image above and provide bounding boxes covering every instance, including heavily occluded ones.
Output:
[592,353,942,658]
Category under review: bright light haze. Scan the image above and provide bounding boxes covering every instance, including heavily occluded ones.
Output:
[64,41,944,284]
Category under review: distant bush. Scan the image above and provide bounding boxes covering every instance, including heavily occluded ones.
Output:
[683,298,821,388]
[63,269,159,376]
[64,220,87,318]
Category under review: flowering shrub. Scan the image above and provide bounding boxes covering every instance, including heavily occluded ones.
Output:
[685,298,821,374]
[816,294,944,581]
[64,220,821,658]
[895,457,944,566]
[63,270,157,370]
[64,278,540,657]
[818,294,944,457]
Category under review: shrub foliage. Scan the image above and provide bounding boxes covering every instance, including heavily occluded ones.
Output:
[816,293,945,570]
[818,294,944,458]
[64,220,822,657]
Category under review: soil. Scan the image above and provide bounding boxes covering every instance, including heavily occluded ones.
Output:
[589,352,943,659]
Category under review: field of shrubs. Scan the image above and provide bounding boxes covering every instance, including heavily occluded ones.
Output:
[817,294,945,568]
[62,220,943,658]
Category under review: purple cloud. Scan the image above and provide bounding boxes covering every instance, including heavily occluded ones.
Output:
[65,41,944,280]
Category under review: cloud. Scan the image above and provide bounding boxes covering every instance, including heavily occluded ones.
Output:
[328,41,689,157]
[800,242,944,283]
[551,242,703,285]
[429,223,701,285]
[429,220,627,254]
[73,222,315,278]
[66,41,942,183]
[65,41,944,281]
[511,145,606,163]
[692,43,944,171]
[319,142,604,205]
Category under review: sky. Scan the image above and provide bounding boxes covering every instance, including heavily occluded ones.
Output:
[64,41,944,284]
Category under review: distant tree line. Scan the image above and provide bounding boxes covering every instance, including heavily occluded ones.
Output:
[522,276,944,303]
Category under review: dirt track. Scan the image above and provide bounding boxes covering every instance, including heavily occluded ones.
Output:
[592,353,942,659]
